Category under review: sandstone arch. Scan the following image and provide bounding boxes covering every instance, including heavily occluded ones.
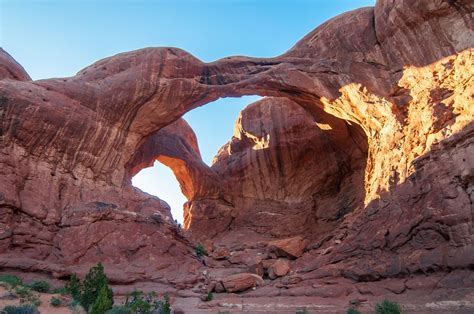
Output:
[0,0,473,308]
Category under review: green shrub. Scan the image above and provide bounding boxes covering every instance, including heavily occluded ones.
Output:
[90,285,114,314]
[50,296,62,307]
[106,307,133,314]
[124,290,152,313]
[347,308,361,314]
[295,309,309,314]
[206,292,213,301]
[159,294,171,314]
[375,300,403,314]
[194,243,208,258]
[79,263,113,312]
[123,290,171,314]
[14,286,32,299]
[65,273,82,300]
[29,280,50,293]
[0,274,23,289]
[1,304,39,314]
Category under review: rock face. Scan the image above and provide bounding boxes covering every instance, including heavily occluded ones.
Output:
[0,0,473,310]
[184,97,367,241]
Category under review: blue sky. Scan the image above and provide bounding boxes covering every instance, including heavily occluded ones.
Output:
[1,0,375,222]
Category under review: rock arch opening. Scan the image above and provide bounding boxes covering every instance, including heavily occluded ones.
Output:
[130,96,262,223]
[127,93,369,245]
[132,161,187,224]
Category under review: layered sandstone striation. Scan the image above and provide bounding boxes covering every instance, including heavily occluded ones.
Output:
[0,0,473,311]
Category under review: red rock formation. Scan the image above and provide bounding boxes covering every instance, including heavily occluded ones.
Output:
[0,0,473,311]
[187,97,367,242]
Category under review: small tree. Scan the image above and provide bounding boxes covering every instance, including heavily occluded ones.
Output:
[80,263,114,311]
[90,285,114,314]
[65,273,82,300]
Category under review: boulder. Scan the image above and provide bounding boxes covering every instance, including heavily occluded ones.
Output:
[268,236,307,259]
[222,273,264,293]
[269,259,291,279]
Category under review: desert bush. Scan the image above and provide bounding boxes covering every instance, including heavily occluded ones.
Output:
[106,307,133,314]
[122,290,171,314]
[194,243,208,258]
[1,304,38,314]
[206,292,213,301]
[347,308,361,314]
[29,280,50,293]
[90,285,114,314]
[375,300,403,314]
[14,286,32,299]
[0,274,22,289]
[50,296,62,307]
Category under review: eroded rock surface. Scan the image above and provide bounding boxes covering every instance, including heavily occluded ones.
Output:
[0,0,473,311]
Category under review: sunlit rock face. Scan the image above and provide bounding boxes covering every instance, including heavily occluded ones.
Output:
[185,97,367,241]
[0,0,473,306]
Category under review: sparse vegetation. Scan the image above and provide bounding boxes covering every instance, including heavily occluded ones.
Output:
[347,308,361,314]
[1,304,39,314]
[0,264,173,314]
[122,290,171,314]
[50,296,62,307]
[375,300,403,314]
[14,286,41,306]
[194,243,208,258]
[106,307,133,314]
[295,308,309,314]
[29,280,50,293]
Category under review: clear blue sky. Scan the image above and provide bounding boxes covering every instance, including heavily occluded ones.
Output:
[1,0,375,223]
